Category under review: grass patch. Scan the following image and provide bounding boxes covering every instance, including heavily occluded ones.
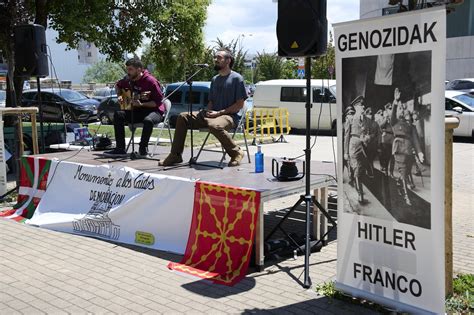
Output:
[446,273,474,313]
[9,122,245,148]
[316,276,474,314]
[315,281,389,313]
[88,124,244,147]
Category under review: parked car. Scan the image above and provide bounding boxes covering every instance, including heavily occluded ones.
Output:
[0,90,5,107]
[97,96,120,124]
[445,90,474,138]
[445,78,474,93]
[92,87,116,101]
[21,88,99,123]
[165,81,211,127]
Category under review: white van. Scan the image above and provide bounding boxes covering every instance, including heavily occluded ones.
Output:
[252,79,337,131]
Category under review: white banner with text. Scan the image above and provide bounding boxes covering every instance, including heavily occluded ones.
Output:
[334,8,446,314]
[28,160,196,254]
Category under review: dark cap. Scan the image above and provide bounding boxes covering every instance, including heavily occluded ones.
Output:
[351,95,365,107]
[345,106,355,115]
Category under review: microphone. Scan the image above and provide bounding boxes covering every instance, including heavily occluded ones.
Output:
[194,63,209,68]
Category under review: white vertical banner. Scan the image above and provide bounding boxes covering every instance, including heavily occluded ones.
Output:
[334,8,446,314]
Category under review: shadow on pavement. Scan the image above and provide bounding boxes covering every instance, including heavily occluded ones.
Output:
[181,277,256,298]
[242,296,380,314]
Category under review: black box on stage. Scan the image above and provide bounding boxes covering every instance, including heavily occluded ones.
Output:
[14,24,49,78]
[277,0,327,57]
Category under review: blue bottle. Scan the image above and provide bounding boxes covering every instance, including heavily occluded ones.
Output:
[255,145,264,173]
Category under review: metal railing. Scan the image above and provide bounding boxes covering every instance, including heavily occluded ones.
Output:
[245,107,291,144]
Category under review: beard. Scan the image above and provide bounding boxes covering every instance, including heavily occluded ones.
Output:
[213,64,222,71]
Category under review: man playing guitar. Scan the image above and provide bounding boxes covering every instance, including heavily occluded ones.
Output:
[104,58,164,158]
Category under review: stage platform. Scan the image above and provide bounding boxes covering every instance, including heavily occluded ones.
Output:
[41,144,336,270]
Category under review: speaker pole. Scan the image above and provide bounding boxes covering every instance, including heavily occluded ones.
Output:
[36,77,45,153]
[303,56,312,289]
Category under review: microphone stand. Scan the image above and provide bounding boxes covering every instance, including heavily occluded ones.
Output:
[162,65,210,170]
[129,90,139,160]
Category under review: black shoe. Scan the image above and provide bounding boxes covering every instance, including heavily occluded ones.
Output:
[138,146,148,158]
[103,148,127,158]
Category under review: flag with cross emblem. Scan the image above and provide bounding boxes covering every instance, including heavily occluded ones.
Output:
[168,181,260,286]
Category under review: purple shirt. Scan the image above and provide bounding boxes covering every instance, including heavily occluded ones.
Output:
[116,70,164,114]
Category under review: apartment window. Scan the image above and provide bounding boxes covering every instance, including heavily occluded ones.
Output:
[87,52,92,57]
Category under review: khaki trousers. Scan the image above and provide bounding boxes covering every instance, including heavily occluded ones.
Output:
[171,111,240,158]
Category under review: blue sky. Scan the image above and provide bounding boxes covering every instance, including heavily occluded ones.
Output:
[204,0,360,54]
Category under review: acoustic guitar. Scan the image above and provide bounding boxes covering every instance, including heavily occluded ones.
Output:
[117,89,134,110]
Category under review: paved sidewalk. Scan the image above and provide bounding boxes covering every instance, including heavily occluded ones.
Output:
[0,136,472,314]
[0,210,373,315]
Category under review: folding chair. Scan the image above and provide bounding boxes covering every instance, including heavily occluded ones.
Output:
[126,99,173,155]
[150,99,173,157]
[194,105,251,168]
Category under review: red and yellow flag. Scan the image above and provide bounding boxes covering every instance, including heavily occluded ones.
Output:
[168,181,260,286]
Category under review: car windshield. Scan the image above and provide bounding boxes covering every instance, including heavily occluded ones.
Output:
[329,85,336,95]
[453,93,474,109]
[56,90,88,101]
[0,90,5,101]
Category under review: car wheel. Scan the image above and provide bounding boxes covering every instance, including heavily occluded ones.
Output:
[100,114,112,125]
[63,112,73,123]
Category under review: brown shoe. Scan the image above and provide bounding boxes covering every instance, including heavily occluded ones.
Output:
[159,153,183,166]
[228,150,244,167]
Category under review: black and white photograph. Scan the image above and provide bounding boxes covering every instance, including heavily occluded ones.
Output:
[342,51,432,229]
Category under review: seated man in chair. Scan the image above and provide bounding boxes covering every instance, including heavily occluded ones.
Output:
[104,57,164,158]
[160,49,248,167]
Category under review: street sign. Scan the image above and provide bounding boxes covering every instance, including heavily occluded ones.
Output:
[297,69,305,78]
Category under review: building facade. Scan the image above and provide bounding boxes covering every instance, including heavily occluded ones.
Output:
[46,28,104,84]
[360,0,474,80]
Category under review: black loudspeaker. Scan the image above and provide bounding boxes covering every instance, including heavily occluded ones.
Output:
[14,24,49,78]
[277,0,327,57]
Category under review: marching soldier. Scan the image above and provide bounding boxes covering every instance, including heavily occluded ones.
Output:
[364,107,380,178]
[391,88,424,206]
[344,96,371,203]
[343,106,355,185]
[377,102,395,176]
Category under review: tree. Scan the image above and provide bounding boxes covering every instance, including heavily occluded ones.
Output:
[82,60,124,84]
[281,58,299,80]
[139,1,210,84]
[212,37,247,76]
[0,0,210,106]
[311,31,336,79]
[254,52,284,82]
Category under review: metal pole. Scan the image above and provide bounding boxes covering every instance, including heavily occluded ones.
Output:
[303,56,312,288]
[189,80,194,165]
[444,116,459,297]
[36,77,45,153]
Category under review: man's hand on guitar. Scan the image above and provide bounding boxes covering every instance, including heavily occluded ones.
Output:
[132,99,142,107]
[205,110,220,118]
